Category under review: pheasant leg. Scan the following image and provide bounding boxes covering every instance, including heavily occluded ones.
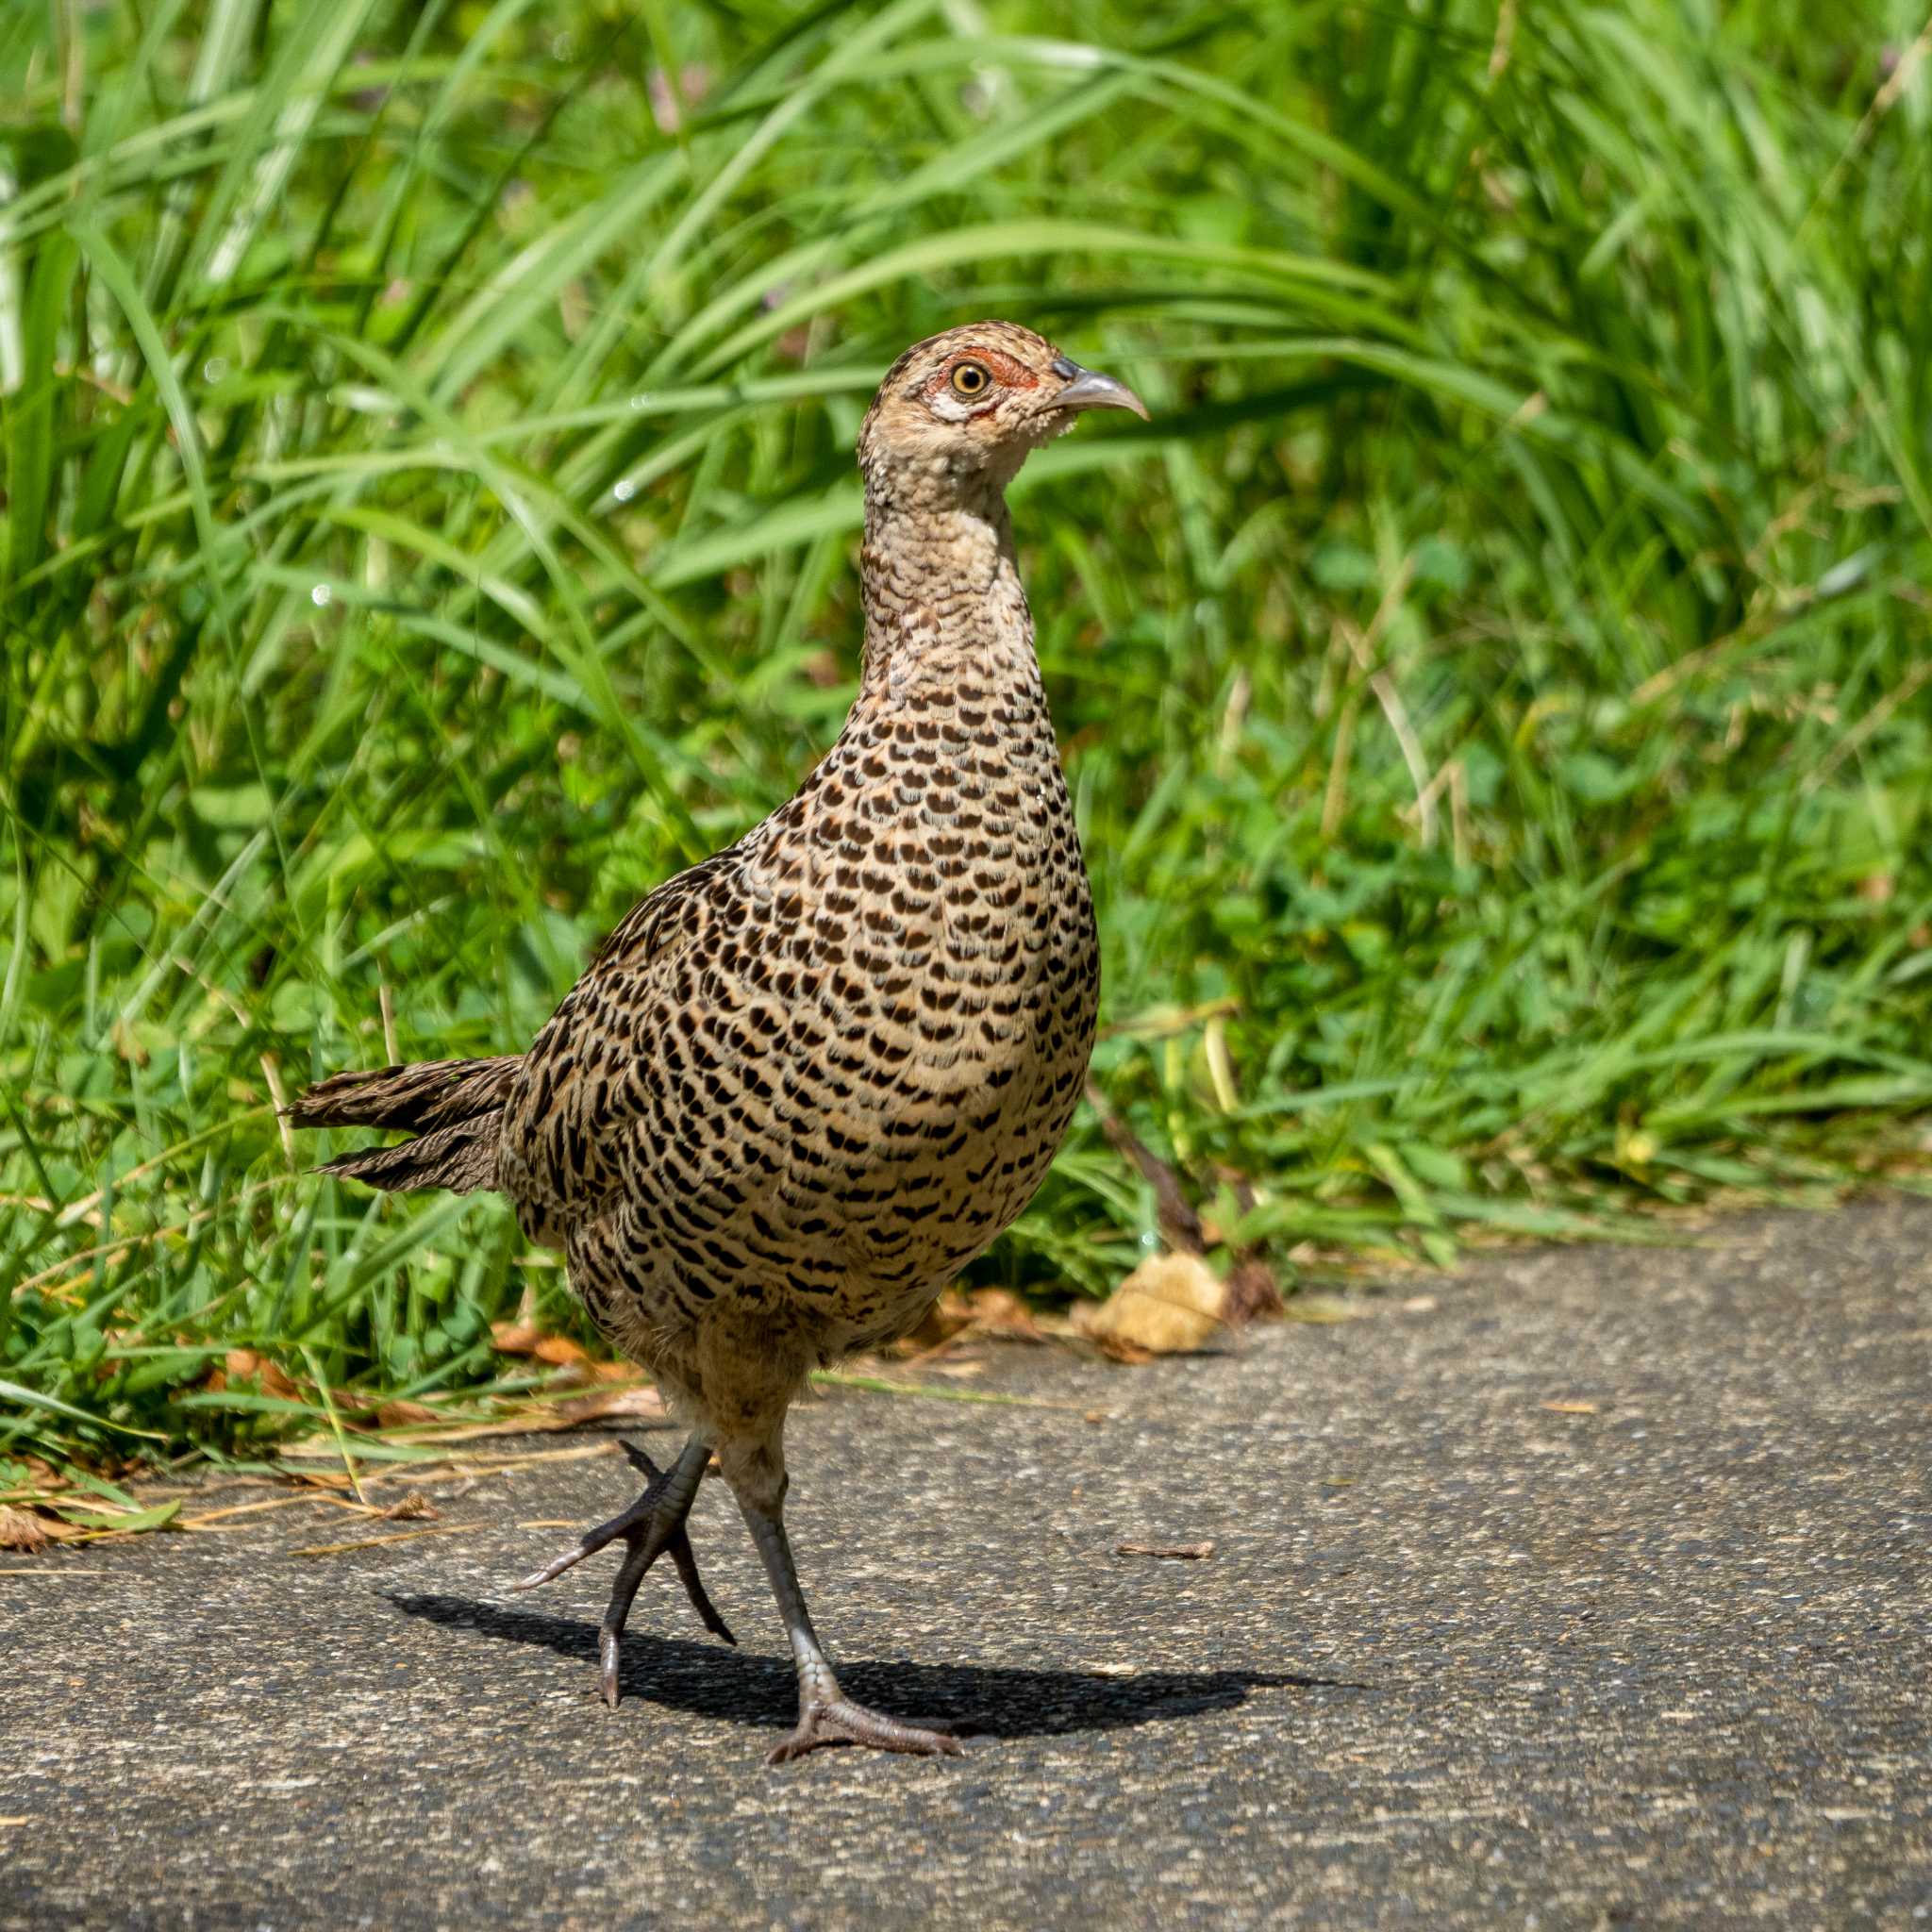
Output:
[737,1492,964,1765]
[512,1436,734,1707]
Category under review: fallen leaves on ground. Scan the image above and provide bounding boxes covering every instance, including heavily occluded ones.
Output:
[0,1497,180,1549]
[491,1321,589,1366]
[549,1385,669,1426]
[1115,1541,1216,1560]
[889,1295,972,1355]
[371,1400,441,1428]
[275,1379,668,1457]
[207,1332,663,1457]
[960,1289,1046,1341]
[890,1286,1049,1359]
[0,1505,65,1551]
[462,1379,672,1433]
[9,1440,635,1557]
[490,1323,637,1382]
[1071,1251,1229,1359]
[375,1491,438,1522]
[1224,1254,1285,1324]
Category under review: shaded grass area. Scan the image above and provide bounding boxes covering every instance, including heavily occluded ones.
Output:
[2,0,1929,1471]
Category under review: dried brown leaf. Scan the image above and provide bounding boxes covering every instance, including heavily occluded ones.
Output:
[490,1323,600,1370]
[225,1349,299,1399]
[889,1292,975,1357]
[1079,1329,1156,1366]
[0,1506,68,1552]
[287,1467,357,1490]
[1116,1541,1216,1560]
[372,1400,441,1428]
[375,1492,438,1522]
[315,1383,671,1449]
[1224,1257,1284,1324]
[1072,1252,1228,1358]
[963,1288,1046,1341]
[551,1385,669,1426]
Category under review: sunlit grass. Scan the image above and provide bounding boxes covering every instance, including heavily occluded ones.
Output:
[3,0,1929,1469]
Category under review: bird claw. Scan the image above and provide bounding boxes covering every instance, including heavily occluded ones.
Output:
[511,1440,733,1707]
[765,1699,971,1766]
[665,1530,736,1646]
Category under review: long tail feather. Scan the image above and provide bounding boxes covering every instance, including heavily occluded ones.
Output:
[287,1054,522,1195]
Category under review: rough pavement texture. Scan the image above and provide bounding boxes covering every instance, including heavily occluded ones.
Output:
[4,1194,1930,1929]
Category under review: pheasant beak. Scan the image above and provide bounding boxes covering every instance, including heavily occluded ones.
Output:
[1049,356,1150,422]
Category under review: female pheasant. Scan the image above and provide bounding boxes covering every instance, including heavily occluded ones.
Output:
[289,322,1146,1763]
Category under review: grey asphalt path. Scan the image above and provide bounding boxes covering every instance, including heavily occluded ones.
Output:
[4,1195,1930,1930]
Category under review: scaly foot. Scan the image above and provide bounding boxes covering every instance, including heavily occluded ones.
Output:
[766,1698,969,1765]
[512,1439,733,1707]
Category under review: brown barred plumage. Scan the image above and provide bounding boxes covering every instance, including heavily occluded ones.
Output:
[287,322,1147,1762]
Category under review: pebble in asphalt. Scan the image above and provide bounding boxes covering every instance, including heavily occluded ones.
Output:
[3,1194,1929,1928]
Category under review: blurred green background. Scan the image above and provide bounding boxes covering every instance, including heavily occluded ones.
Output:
[4,0,1930,1470]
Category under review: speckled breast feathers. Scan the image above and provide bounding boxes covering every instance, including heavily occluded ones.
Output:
[491,323,1141,1414]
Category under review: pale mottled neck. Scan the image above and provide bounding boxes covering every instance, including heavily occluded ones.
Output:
[855,491,1038,703]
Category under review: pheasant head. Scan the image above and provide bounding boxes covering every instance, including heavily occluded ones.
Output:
[857,321,1147,510]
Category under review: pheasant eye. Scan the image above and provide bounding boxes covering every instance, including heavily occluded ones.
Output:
[949,361,991,396]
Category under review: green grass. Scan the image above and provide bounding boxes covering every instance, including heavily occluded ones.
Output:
[4,0,1930,1473]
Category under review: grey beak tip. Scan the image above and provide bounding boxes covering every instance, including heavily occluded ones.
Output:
[1054,362,1150,422]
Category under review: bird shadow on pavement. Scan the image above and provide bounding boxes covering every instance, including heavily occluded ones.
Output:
[387,1591,1368,1740]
